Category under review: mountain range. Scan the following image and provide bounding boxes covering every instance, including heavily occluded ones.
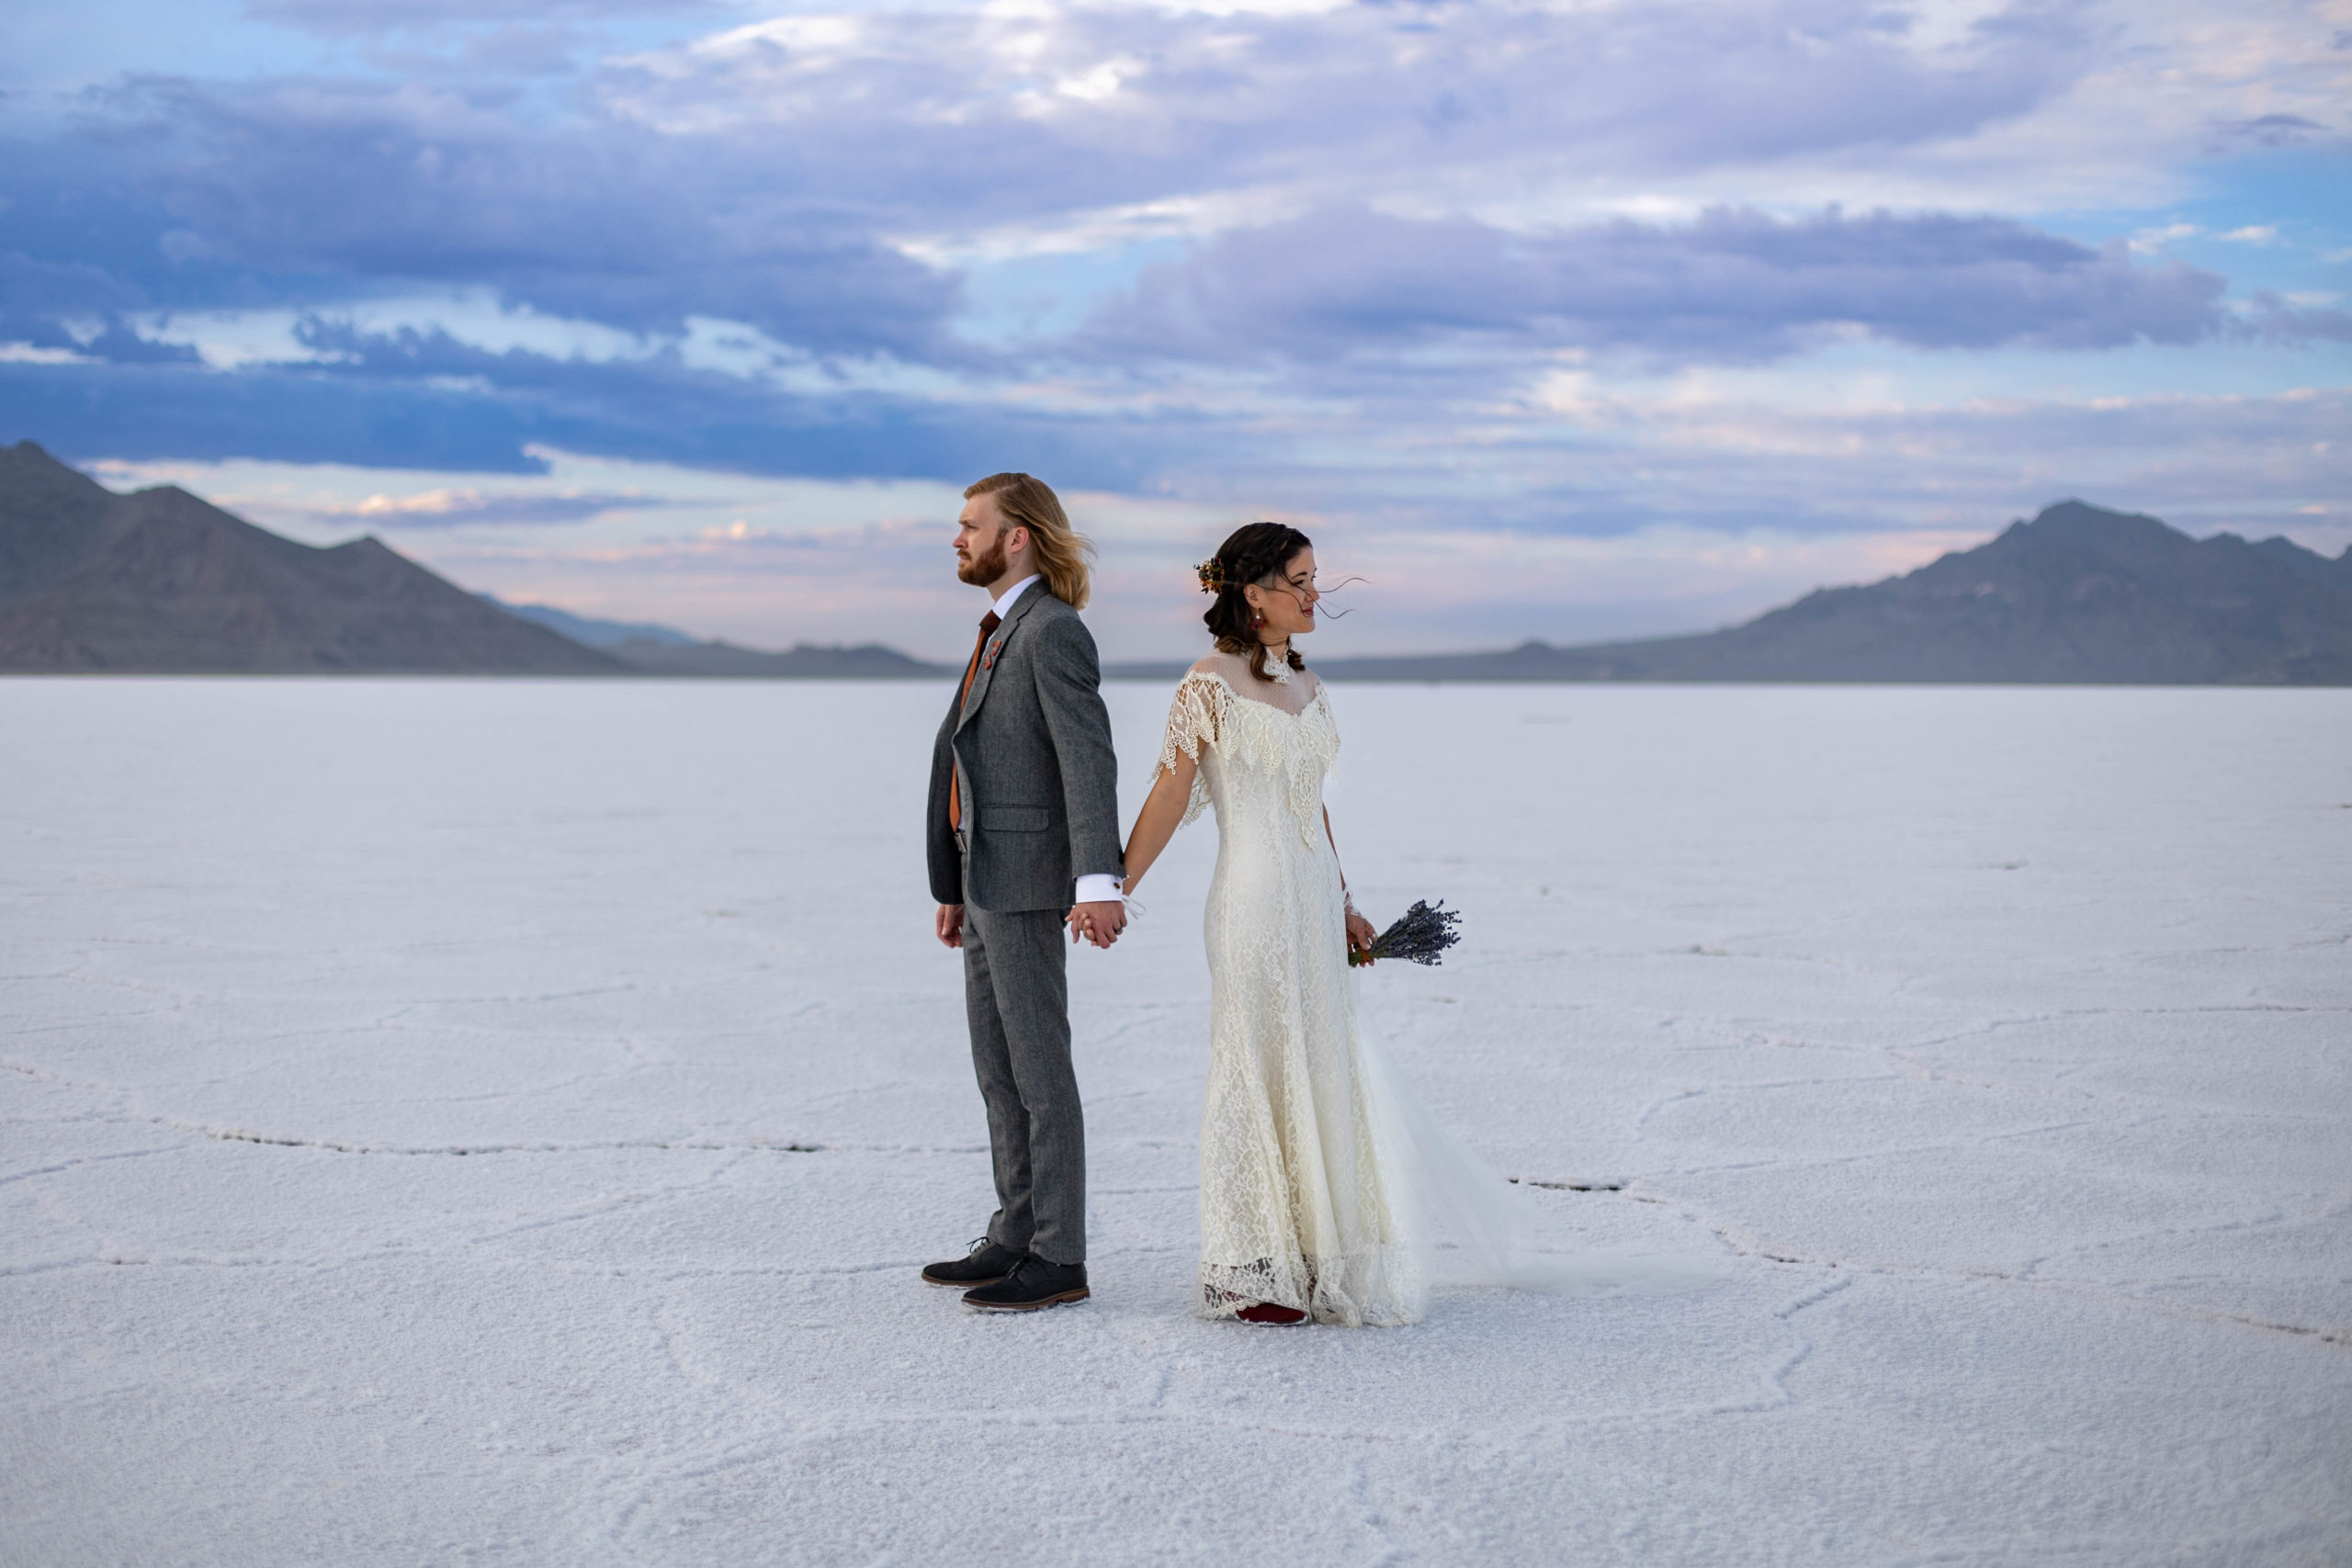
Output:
[479,594,696,649]
[482,593,947,677]
[3,440,2345,682]
[0,442,620,674]
[1300,501,2352,685]
[0,443,944,677]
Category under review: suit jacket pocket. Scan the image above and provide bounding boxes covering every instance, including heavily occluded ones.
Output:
[981,806,1049,833]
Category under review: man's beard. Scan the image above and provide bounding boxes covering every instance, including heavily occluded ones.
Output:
[957,536,1009,586]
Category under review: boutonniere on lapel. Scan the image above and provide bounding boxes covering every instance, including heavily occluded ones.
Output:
[980,636,1002,671]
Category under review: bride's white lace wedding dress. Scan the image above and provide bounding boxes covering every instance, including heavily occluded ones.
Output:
[1158,651,1425,1325]
[1154,653,1724,1326]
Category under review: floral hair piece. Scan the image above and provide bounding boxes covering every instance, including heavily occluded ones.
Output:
[1195,558,1227,593]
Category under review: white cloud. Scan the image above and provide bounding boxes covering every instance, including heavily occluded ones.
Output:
[126,309,345,369]
[0,342,91,364]
[2131,222,2203,254]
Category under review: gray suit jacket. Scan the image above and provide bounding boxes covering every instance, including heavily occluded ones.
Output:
[927,587,1124,913]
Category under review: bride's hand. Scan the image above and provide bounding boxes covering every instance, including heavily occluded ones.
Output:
[1344,908,1376,962]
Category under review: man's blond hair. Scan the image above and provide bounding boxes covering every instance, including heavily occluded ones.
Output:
[966,472,1093,611]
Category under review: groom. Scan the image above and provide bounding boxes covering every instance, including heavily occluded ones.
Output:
[922,472,1126,1312]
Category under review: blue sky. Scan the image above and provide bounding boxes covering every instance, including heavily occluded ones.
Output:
[4,0,2346,659]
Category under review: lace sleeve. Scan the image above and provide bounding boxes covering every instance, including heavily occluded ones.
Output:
[1158,670,1227,827]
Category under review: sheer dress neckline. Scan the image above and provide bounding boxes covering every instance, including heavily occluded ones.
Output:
[1187,657,1324,719]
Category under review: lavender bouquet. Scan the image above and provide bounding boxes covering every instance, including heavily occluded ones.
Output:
[1348,899,1462,967]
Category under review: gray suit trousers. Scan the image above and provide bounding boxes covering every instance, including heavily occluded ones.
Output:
[962,903,1085,1265]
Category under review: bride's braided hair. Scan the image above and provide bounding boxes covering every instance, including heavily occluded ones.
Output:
[1201,521,1311,683]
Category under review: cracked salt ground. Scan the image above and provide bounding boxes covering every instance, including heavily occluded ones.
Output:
[4,680,2348,1565]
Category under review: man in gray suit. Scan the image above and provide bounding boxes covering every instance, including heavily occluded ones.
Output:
[922,472,1126,1312]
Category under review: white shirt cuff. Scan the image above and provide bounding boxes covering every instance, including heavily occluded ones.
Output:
[1073,874,1124,905]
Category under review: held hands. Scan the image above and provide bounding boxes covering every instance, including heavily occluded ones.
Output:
[1069,898,1127,950]
[939,899,1127,950]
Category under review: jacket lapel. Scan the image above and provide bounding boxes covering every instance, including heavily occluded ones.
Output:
[956,584,1047,734]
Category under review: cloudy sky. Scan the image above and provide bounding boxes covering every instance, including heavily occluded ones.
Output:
[5,0,2346,660]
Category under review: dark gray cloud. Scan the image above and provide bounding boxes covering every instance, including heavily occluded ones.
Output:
[2216,113,2336,150]
[244,0,727,35]
[2242,289,2352,344]
[70,75,964,357]
[0,249,201,364]
[0,136,372,365]
[1088,207,2230,366]
[0,320,1188,488]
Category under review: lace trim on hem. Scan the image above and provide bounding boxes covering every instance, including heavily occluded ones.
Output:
[1198,1249,1423,1328]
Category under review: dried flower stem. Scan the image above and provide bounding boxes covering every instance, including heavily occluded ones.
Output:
[1348,899,1462,967]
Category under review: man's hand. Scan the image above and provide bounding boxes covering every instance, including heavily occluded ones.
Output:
[936,903,966,949]
[1068,899,1127,950]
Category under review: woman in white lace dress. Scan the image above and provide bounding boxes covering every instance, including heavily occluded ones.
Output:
[1118,523,1426,1327]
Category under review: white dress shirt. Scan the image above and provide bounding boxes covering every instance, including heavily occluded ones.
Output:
[975,575,1124,907]
[989,573,1041,621]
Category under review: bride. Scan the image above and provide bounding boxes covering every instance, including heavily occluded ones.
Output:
[1120,530,1718,1326]
[1118,522,1429,1326]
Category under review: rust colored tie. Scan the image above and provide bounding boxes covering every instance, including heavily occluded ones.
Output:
[946,610,1001,834]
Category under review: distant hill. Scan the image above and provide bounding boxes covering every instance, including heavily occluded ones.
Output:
[0,442,624,674]
[603,637,952,679]
[480,594,697,649]
[1305,502,2352,685]
[469,589,952,676]
[0,445,955,678]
